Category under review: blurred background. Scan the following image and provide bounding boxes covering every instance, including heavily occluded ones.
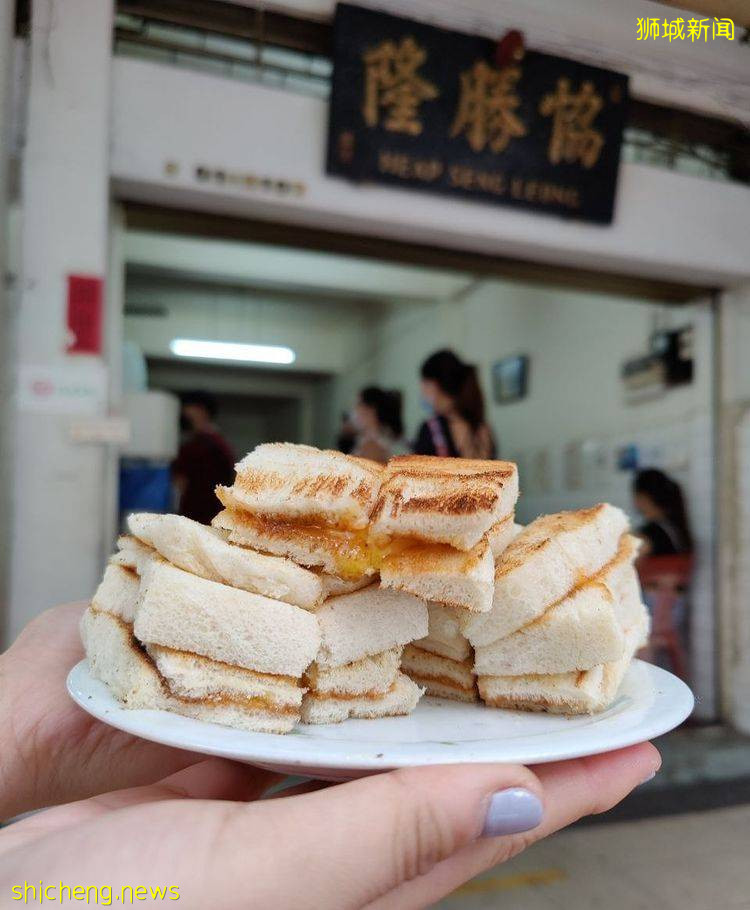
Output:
[1,0,749,905]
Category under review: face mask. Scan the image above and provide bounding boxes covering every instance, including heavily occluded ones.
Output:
[420,397,435,417]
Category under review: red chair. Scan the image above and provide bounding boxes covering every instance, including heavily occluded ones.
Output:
[636,554,693,680]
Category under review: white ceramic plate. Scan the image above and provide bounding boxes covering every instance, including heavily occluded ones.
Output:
[68,659,693,781]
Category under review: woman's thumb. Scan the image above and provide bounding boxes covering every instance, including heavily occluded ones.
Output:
[245,763,544,908]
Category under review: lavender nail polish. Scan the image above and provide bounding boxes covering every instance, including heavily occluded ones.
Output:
[482,788,543,838]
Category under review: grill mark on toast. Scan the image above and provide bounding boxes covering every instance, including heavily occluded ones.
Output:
[495,504,616,579]
[390,489,500,516]
[496,535,634,636]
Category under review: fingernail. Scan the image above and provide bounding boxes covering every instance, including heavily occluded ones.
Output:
[481,788,543,838]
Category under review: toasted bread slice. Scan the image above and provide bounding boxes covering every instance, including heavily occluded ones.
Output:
[128,512,325,609]
[229,443,383,530]
[414,603,472,662]
[602,535,645,630]
[92,563,140,623]
[81,606,171,711]
[214,490,374,580]
[134,560,320,677]
[473,579,627,677]
[380,537,494,613]
[109,535,155,573]
[82,608,299,733]
[401,644,478,702]
[464,504,630,646]
[319,572,378,599]
[300,672,423,724]
[478,611,650,715]
[303,648,401,697]
[487,516,522,559]
[147,643,303,711]
[371,456,519,551]
[313,586,428,670]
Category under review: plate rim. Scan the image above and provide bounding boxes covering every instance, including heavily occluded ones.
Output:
[67,659,694,771]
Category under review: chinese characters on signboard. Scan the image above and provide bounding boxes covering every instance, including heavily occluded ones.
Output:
[326,4,630,224]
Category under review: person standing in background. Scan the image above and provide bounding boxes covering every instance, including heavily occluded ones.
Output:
[414,349,496,459]
[172,390,236,525]
[336,411,357,455]
[632,468,693,557]
[351,386,407,464]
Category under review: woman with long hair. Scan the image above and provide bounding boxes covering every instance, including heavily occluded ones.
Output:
[414,349,496,459]
[632,468,693,556]
[351,386,407,464]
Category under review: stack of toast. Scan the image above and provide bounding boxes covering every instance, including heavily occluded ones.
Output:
[213,445,428,722]
[82,525,321,733]
[464,505,650,713]
[82,443,650,734]
[376,457,519,702]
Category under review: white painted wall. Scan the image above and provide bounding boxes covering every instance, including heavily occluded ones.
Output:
[124,274,381,375]
[322,280,717,716]
[144,358,330,450]
[330,281,712,516]
[111,58,750,288]
[6,0,114,644]
[124,231,469,302]
[206,395,301,455]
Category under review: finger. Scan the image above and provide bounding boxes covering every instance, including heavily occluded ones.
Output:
[205,760,544,908]
[365,742,660,909]
[262,779,333,799]
[1,760,282,852]
[3,601,86,661]
[90,757,285,810]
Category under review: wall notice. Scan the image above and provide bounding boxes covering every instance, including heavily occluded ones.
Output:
[18,363,108,415]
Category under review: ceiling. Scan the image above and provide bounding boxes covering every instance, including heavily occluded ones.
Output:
[124,229,478,305]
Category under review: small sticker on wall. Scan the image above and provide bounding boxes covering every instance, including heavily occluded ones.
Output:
[66,274,104,355]
[18,363,107,415]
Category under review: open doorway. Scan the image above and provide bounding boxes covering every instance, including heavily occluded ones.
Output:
[114,206,717,721]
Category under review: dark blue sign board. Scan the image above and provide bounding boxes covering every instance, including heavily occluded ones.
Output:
[327,4,629,224]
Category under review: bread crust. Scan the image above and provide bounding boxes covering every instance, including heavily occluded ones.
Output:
[371,457,519,551]
[465,504,630,646]
[230,443,383,530]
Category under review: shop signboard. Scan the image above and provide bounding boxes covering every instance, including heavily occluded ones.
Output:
[327,3,629,224]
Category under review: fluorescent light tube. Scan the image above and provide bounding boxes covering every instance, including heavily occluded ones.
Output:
[169,338,296,365]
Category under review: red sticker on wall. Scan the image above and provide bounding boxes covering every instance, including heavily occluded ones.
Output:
[66,274,103,355]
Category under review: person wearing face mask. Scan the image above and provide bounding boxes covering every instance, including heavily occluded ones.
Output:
[172,390,236,525]
[351,386,408,464]
[414,349,496,460]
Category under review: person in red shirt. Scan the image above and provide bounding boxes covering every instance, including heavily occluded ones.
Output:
[172,390,236,525]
